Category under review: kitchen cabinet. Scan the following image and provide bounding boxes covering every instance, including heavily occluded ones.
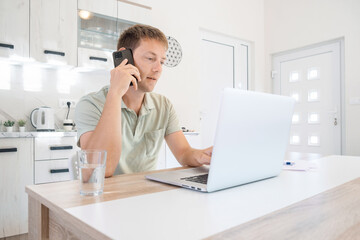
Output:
[117,0,152,25]
[34,136,78,184]
[78,0,118,18]
[0,0,29,59]
[1,0,151,70]
[77,11,119,70]
[35,159,73,184]
[77,10,134,70]
[78,47,114,70]
[30,0,77,66]
[0,138,33,238]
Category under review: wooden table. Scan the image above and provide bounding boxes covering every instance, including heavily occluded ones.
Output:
[26,155,360,240]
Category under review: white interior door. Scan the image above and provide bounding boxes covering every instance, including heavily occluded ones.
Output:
[199,30,249,148]
[273,41,342,155]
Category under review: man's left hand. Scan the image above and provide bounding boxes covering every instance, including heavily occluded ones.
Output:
[195,146,213,165]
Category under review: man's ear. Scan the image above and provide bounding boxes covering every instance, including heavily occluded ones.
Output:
[118,47,126,51]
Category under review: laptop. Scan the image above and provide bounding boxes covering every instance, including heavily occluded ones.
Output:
[146,88,295,192]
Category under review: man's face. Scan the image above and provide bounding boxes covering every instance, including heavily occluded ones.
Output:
[132,38,167,93]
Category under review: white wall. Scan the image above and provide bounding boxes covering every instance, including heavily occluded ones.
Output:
[264,0,360,155]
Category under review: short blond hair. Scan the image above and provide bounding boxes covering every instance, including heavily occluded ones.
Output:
[117,24,168,51]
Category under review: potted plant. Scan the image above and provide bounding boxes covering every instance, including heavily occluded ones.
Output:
[4,120,15,132]
[18,119,26,132]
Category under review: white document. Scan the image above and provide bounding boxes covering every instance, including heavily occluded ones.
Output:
[283,160,318,171]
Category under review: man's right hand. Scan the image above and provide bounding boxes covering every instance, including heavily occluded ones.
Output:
[109,49,141,97]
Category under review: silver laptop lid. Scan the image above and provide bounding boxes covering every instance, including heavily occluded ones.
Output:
[206,88,295,192]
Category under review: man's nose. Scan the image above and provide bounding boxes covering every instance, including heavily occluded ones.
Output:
[152,61,162,72]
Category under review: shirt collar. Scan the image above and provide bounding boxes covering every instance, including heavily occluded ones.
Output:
[143,93,155,110]
[120,93,155,114]
[121,100,127,109]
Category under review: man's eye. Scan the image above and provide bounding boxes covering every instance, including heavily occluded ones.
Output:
[148,58,153,61]
[160,61,165,65]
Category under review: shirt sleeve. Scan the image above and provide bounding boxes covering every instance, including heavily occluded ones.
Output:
[74,98,102,147]
[165,98,181,136]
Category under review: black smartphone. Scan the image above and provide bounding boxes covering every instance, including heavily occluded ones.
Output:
[112,49,137,86]
[113,49,134,67]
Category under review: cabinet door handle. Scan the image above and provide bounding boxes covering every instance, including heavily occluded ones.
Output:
[49,146,73,151]
[0,43,14,49]
[89,56,107,62]
[50,168,69,174]
[0,147,17,153]
[44,50,65,56]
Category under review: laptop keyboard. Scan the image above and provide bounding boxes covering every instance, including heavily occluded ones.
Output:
[181,174,208,184]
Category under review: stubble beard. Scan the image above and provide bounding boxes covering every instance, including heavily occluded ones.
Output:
[138,79,157,93]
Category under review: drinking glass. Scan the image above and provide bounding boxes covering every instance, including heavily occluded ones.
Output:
[78,150,107,196]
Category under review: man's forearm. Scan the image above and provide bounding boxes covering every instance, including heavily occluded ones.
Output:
[82,91,123,177]
[165,131,211,167]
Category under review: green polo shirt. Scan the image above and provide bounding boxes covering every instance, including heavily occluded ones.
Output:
[75,86,181,175]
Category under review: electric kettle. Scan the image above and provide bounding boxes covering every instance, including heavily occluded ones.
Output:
[30,107,55,131]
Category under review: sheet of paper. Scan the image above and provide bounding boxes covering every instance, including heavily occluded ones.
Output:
[283,160,318,171]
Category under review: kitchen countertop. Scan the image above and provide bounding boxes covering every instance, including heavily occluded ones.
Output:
[0,131,198,138]
[0,131,77,138]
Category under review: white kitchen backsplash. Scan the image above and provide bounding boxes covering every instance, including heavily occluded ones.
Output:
[0,62,109,131]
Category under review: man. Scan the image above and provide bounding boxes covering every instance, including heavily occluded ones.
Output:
[75,24,212,177]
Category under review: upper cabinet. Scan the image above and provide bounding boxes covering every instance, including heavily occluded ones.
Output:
[0,0,153,69]
[77,5,136,70]
[117,0,152,25]
[76,0,153,68]
[30,0,77,66]
[78,0,118,18]
[0,0,29,59]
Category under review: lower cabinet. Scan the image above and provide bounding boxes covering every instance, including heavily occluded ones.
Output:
[34,158,73,184]
[0,138,33,238]
[0,135,78,238]
[34,136,78,184]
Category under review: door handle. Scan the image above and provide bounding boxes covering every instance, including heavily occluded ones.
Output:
[0,147,17,153]
[44,50,65,56]
[0,43,14,49]
[89,56,107,62]
[50,168,69,174]
[49,146,73,151]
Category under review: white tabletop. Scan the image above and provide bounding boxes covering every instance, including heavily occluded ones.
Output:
[66,155,360,240]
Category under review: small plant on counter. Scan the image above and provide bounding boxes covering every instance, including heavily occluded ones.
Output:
[3,120,15,127]
[18,119,26,127]
[18,119,27,132]
[4,120,15,132]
